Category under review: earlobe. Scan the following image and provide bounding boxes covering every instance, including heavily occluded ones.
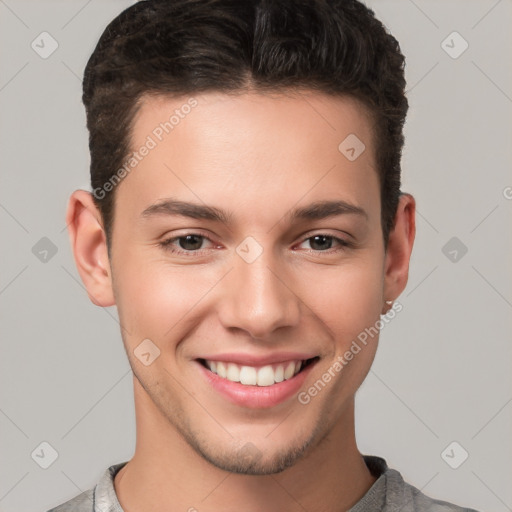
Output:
[382,193,416,307]
[66,189,116,307]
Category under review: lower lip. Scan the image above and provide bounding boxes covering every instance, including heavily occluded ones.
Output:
[196,360,318,409]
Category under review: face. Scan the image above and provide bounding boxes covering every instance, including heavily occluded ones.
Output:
[99,90,395,474]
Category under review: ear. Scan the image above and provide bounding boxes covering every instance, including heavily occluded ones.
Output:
[382,192,416,312]
[66,189,115,307]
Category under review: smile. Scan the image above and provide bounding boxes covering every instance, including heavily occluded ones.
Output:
[199,357,319,386]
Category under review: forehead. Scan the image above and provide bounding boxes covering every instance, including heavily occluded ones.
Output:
[117,90,379,227]
[132,89,375,154]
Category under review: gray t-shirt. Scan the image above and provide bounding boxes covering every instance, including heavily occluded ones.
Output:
[47,455,480,512]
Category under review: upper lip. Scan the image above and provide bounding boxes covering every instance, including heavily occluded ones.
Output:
[196,352,318,366]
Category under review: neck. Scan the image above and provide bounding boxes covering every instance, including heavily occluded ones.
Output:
[114,376,376,512]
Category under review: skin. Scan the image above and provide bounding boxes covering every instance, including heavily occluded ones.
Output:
[67,89,415,512]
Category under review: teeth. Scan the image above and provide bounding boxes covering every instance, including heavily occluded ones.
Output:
[257,366,274,387]
[205,359,305,386]
[226,363,240,382]
[216,361,227,378]
[239,366,257,385]
[274,365,284,383]
[284,361,296,380]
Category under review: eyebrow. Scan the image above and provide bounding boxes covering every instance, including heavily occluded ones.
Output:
[140,198,368,224]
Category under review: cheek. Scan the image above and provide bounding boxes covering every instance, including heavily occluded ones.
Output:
[111,251,220,344]
[300,256,384,343]
[301,263,384,412]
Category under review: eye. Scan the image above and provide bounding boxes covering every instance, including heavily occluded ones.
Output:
[159,233,215,255]
[158,232,352,257]
[298,234,351,253]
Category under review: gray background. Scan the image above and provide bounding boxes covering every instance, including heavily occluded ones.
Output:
[0,1,511,511]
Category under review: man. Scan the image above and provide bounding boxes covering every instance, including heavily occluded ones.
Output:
[49,0,480,510]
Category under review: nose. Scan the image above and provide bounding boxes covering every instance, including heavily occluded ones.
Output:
[218,249,301,340]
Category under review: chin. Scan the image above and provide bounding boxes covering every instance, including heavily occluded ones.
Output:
[176,413,327,476]
[194,439,314,476]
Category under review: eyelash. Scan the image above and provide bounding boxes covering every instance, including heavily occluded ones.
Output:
[158,232,352,256]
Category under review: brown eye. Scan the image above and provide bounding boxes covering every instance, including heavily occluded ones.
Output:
[309,235,335,251]
[300,234,350,252]
[175,234,204,251]
[159,233,214,255]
